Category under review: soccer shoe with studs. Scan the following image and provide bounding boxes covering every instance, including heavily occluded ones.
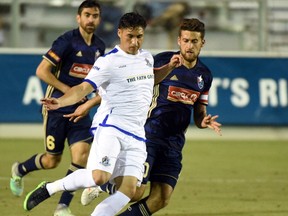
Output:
[10,162,24,196]
[81,187,102,206]
[23,181,50,211]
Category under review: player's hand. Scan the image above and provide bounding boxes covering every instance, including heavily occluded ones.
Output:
[41,98,60,110]
[63,103,89,123]
[169,54,183,69]
[201,114,222,136]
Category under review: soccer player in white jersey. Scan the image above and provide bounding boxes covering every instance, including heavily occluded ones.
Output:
[23,12,182,216]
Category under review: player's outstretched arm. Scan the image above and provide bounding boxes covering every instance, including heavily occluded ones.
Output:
[63,94,102,122]
[154,54,183,84]
[41,97,61,110]
[41,82,94,111]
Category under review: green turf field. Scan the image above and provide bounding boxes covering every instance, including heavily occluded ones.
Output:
[0,138,287,216]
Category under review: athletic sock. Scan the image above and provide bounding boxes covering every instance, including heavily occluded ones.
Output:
[100,182,117,195]
[91,191,130,216]
[118,197,152,216]
[58,163,84,206]
[46,169,96,195]
[18,153,44,177]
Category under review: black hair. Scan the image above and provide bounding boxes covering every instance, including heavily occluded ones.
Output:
[118,12,147,30]
[78,0,101,15]
[179,18,205,39]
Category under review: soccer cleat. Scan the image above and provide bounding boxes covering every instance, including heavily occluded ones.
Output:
[81,187,102,206]
[53,204,75,216]
[10,162,24,196]
[23,181,50,211]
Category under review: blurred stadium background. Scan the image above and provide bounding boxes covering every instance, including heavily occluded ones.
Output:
[1,0,288,133]
[1,0,288,51]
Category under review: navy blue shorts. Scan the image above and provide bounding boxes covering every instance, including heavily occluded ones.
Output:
[142,144,182,188]
[44,113,93,155]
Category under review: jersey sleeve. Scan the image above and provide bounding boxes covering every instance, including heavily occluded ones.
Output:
[43,33,70,66]
[153,51,177,69]
[198,65,213,106]
[153,52,173,69]
[84,56,111,91]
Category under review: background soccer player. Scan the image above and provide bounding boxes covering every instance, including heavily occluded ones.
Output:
[10,1,105,215]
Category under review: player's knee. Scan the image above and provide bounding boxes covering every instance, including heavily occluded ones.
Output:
[71,143,90,166]
[41,154,61,169]
[72,154,88,167]
[122,184,137,199]
[45,159,61,169]
[92,170,110,186]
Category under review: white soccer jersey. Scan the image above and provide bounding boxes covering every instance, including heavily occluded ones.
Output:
[84,45,154,140]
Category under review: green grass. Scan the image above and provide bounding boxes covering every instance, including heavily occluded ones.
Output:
[0,138,287,216]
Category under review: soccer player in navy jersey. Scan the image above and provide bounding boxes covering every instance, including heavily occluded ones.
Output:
[81,18,222,215]
[9,1,105,215]
[117,17,222,216]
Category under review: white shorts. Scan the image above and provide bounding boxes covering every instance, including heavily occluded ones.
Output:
[86,126,147,184]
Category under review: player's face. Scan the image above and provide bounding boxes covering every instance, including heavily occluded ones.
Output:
[77,7,101,34]
[178,30,204,64]
[118,27,145,55]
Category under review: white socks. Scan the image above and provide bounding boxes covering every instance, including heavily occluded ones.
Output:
[91,191,130,216]
[45,169,131,215]
[46,169,96,195]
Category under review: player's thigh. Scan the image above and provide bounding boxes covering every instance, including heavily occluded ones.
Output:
[142,146,158,185]
[67,115,93,163]
[86,127,121,174]
[149,147,182,188]
[70,141,90,165]
[44,114,67,154]
[67,114,93,148]
[111,133,147,186]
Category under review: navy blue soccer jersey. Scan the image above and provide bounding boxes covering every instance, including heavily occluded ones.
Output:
[145,51,213,151]
[43,28,105,114]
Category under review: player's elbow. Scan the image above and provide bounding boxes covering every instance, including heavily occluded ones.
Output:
[35,65,48,81]
[36,59,53,79]
[35,69,42,79]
